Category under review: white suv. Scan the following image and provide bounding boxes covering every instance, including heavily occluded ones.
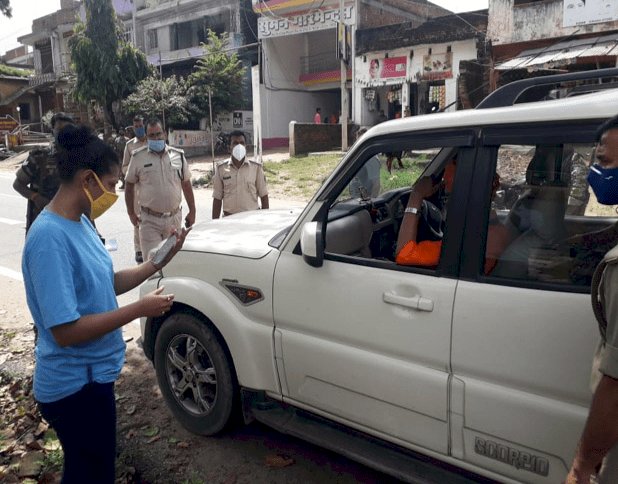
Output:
[140,72,618,483]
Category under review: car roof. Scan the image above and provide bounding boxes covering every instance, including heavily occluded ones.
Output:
[364,88,618,140]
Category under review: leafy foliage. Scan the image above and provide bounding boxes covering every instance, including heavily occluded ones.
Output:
[122,75,193,128]
[0,64,31,77]
[0,0,11,18]
[188,30,246,123]
[69,0,151,127]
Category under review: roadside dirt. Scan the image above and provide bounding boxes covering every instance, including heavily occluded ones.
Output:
[0,326,389,484]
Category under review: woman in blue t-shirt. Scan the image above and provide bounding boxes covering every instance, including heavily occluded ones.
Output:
[22,125,190,483]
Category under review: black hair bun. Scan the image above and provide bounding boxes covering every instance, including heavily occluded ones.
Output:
[56,125,97,150]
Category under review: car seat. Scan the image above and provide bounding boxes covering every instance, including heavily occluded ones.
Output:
[325,210,373,258]
[492,145,569,278]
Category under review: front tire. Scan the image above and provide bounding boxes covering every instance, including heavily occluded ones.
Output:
[154,312,238,435]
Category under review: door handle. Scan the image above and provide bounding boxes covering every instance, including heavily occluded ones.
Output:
[383,291,434,312]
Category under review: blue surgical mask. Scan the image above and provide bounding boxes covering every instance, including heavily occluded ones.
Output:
[134,126,146,138]
[587,164,618,205]
[148,139,165,152]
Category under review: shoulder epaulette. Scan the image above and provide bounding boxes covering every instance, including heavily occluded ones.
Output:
[168,146,185,155]
[132,146,148,155]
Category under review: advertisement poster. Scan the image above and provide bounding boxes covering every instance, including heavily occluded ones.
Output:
[368,56,407,80]
[564,0,618,27]
[421,52,453,81]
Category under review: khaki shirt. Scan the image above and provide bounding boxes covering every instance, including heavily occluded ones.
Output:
[122,137,147,175]
[213,158,268,215]
[591,244,618,390]
[125,145,191,213]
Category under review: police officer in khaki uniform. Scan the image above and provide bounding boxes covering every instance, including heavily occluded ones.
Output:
[122,115,147,262]
[13,112,74,233]
[212,130,269,219]
[567,115,618,484]
[124,118,196,260]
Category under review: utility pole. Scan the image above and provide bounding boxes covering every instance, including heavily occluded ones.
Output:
[209,89,215,172]
[131,0,137,46]
[339,0,348,151]
[159,50,166,130]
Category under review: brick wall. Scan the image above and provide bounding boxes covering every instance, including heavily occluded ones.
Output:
[289,122,355,156]
[358,0,450,29]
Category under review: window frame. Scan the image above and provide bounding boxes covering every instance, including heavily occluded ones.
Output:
[459,119,610,294]
[310,128,479,279]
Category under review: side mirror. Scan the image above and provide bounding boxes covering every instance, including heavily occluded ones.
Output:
[300,222,324,267]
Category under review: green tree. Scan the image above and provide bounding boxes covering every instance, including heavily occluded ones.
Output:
[188,30,246,125]
[69,0,151,130]
[0,0,11,18]
[122,75,192,128]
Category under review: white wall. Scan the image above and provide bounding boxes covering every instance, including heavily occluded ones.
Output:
[488,0,618,45]
[354,38,479,124]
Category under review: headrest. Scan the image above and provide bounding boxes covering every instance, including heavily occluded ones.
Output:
[525,145,566,186]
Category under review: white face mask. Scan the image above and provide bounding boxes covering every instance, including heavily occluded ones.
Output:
[232,143,246,162]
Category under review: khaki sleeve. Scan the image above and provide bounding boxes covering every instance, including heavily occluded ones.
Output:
[125,154,139,184]
[598,263,618,379]
[212,166,223,200]
[255,164,268,198]
[181,153,191,182]
[122,143,131,175]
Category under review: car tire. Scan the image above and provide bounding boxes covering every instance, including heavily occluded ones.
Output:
[154,312,238,436]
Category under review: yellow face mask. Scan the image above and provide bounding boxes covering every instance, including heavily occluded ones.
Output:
[83,172,118,219]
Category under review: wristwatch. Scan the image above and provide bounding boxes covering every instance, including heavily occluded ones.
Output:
[404,207,420,215]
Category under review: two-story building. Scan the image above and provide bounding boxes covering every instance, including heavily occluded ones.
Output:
[117,0,258,112]
[16,0,88,125]
[252,0,450,148]
[489,0,618,88]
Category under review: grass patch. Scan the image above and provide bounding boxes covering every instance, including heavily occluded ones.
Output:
[379,157,425,193]
[264,153,342,200]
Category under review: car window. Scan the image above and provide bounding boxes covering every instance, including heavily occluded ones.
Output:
[336,148,441,202]
[325,145,459,266]
[485,143,617,287]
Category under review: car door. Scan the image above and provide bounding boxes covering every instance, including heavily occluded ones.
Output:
[273,131,476,454]
[450,123,610,483]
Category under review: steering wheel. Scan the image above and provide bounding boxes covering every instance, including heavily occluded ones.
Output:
[418,200,444,241]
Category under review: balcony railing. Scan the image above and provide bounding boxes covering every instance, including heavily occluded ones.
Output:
[300,51,339,76]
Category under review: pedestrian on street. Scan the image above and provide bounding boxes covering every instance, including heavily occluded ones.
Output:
[121,115,148,262]
[314,107,322,124]
[212,130,269,219]
[13,112,74,233]
[114,127,128,164]
[124,118,196,260]
[567,114,618,484]
[21,124,190,484]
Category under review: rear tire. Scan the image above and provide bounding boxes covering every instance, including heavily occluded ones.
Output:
[154,312,238,435]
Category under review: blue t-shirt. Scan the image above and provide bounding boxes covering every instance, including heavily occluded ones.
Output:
[22,210,125,403]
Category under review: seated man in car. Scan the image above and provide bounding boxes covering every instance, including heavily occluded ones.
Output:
[396,163,511,274]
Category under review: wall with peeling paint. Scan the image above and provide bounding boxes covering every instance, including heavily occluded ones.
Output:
[488,0,618,46]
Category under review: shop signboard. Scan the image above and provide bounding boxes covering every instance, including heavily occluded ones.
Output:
[0,117,18,134]
[257,4,354,38]
[563,0,618,27]
[421,52,453,81]
[357,56,408,87]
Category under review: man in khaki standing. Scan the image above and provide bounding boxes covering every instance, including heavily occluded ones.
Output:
[122,115,147,262]
[567,115,618,484]
[124,118,196,259]
[212,130,269,219]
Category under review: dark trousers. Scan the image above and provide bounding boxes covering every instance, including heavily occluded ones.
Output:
[38,382,117,484]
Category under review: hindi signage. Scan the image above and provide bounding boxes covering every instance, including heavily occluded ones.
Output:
[258,5,354,38]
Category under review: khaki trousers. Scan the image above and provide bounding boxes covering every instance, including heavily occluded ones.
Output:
[138,209,182,261]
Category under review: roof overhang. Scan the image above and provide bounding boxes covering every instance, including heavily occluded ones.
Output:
[495,33,618,71]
